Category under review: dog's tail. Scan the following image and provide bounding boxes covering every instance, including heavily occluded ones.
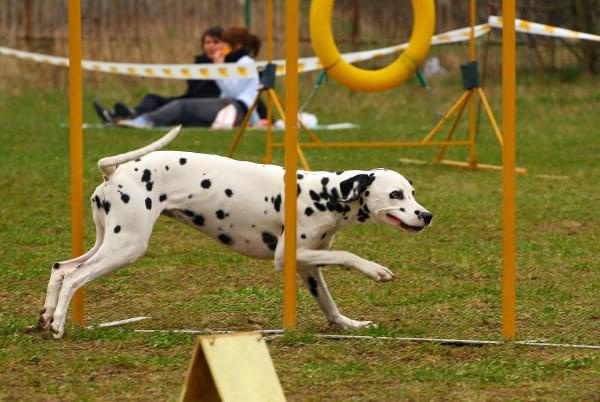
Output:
[97,125,182,179]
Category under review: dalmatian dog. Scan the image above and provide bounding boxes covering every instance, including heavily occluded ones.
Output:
[38,126,433,338]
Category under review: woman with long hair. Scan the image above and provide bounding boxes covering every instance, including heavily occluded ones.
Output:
[118,27,262,129]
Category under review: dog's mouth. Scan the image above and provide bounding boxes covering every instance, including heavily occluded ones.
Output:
[385,213,424,232]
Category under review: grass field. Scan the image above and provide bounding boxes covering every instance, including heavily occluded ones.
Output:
[1,69,599,401]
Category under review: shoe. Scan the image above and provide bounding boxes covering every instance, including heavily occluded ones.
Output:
[211,104,238,129]
[93,99,114,124]
[113,102,136,118]
[117,116,154,129]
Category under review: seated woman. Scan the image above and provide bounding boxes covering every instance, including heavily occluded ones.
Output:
[117,27,262,129]
[94,26,224,124]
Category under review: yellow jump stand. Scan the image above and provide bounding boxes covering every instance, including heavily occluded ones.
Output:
[418,59,525,174]
[227,63,319,170]
[180,332,286,402]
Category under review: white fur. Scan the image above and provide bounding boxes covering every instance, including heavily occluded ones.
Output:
[38,127,432,338]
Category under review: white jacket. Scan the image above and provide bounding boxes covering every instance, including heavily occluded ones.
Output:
[216,55,260,124]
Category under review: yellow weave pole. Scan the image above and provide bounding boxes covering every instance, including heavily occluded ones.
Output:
[467,0,477,166]
[502,0,517,341]
[283,0,299,330]
[264,0,274,164]
[68,0,84,326]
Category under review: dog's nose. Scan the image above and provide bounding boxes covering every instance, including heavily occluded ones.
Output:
[420,211,433,225]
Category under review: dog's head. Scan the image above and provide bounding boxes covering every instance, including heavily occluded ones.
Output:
[340,169,432,233]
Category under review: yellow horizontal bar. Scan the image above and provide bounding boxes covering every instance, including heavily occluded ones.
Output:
[272,141,471,149]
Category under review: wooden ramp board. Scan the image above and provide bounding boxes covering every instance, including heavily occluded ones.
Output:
[180,332,286,402]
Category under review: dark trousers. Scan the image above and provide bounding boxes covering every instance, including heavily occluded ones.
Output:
[134,94,181,115]
[144,98,245,127]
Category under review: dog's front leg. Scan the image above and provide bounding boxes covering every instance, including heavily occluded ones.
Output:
[296,249,394,282]
[298,265,373,329]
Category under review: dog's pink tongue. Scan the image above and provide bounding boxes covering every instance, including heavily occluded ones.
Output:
[385,214,402,226]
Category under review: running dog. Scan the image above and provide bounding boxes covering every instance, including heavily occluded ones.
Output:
[38,126,432,338]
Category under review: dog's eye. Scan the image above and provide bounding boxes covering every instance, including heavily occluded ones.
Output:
[389,190,404,200]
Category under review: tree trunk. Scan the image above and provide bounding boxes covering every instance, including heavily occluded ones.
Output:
[573,0,600,74]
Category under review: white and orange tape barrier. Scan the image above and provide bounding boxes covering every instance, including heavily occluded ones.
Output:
[0,17,598,80]
[488,16,600,42]
[0,24,488,80]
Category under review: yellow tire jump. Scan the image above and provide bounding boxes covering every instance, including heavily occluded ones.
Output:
[310,0,436,92]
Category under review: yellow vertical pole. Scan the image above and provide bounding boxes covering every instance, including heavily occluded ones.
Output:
[68,0,85,326]
[502,0,517,340]
[467,0,477,167]
[283,0,299,330]
[264,0,274,164]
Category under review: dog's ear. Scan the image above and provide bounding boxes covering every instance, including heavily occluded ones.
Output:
[339,173,375,202]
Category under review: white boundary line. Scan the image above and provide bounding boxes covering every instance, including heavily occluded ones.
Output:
[128,328,600,350]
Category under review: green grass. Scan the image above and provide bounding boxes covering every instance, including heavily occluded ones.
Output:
[0,70,599,401]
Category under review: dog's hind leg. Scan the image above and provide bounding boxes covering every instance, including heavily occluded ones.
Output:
[39,200,106,330]
[49,233,150,339]
[298,265,374,330]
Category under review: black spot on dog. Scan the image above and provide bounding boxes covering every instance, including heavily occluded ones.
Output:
[301,234,307,239]
[188,194,193,199]
[336,171,344,175]
[321,177,329,186]
[179,158,187,165]
[134,168,139,172]
[121,193,130,204]
[183,209,195,217]
[159,194,167,202]
[358,207,370,222]
[264,196,268,202]
[201,179,212,189]
[165,165,170,171]
[330,188,340,200]
[314,203,327,212]
[94,195,102,209]
[297,184,302,197]
[273,194,282,212]
[218,234,233,245]
[193,215,205,226]
[118,184,123,188]
[216,210,226,219]
[134,158,141,162]
[308,276,319,297]
[146,181,153,191]
[261,232,278,251]
[145,197,152,210]
[225,189,233,197]
[305,207,314,216]
[309,190,320,201]
[114,225,121,234]
[102,200,111,214]
[141,169,152,183]
[297,173,304,180]
[321,232,327,240]
[53,262,60,270]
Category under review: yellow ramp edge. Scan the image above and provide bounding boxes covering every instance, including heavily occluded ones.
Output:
[180,332,286,402]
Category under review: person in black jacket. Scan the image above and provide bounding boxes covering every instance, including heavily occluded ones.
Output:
[94,26,224,124]
[117,27,265,129]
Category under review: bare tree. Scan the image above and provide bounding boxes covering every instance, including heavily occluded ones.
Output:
[573,0,600,74]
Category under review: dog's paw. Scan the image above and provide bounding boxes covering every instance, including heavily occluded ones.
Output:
[361,261,395,282]
[332,315,376,330]
[50,323,64,340]
[37,308,53,330]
